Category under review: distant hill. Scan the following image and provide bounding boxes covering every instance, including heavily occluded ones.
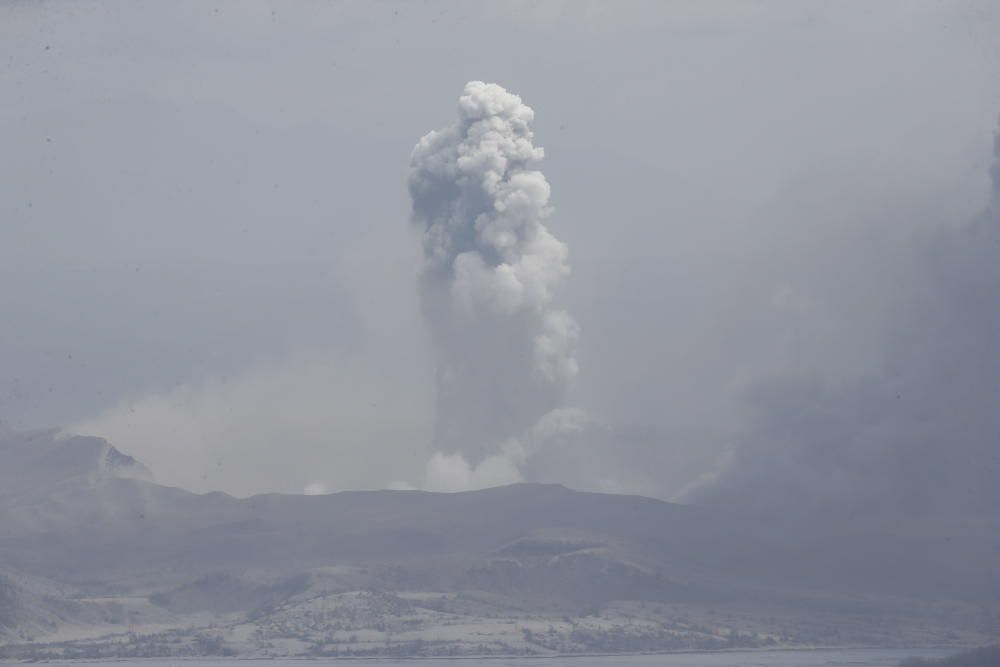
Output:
[900,646,1000,667]
[0,426,149,506]
[0,427,997,657]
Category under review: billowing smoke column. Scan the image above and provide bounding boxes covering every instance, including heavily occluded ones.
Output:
[409,82,578,480]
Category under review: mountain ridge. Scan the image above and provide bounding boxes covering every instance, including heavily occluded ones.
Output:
[0,427,997,657]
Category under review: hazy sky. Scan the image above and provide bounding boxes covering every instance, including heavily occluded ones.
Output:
[3,1,1000,503]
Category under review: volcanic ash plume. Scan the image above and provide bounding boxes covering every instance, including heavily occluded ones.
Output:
[409,81,578,475]
[691,116,1000,516]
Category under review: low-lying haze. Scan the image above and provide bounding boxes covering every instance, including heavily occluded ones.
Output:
[3,1,1000,512]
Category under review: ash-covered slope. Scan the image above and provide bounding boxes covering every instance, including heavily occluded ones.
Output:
[0,426,150,507]
[0,572,65,642]
[0,565,159,644]
[0,428,998,655]
[0,428,997,608]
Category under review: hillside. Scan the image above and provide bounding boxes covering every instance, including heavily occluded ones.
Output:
[0,428,997,658]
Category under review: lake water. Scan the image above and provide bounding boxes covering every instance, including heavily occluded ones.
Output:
[24,647,959,666]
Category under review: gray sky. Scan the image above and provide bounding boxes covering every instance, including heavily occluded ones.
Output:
[3,1,1000,502]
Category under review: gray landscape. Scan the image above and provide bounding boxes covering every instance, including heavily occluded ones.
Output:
[0,425,996,659]
[3,1,1000,663]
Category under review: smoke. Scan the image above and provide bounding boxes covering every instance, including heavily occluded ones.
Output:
[417,407,600,492]
[692,117,1000,517]
[69,350,431,497]
[302,482,328,496]
[409,82,579,487]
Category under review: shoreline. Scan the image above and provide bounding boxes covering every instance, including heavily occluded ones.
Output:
[3,643,971,663]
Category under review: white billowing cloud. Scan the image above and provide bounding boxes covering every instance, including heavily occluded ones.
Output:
[535,310,580,383]
[68,351,432,497]
[527,407,592,441]
[410,81,580,464]
[303,482,328,496]
[412,83,569,317]
[417,407,593,493]
[421,449,524,493]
